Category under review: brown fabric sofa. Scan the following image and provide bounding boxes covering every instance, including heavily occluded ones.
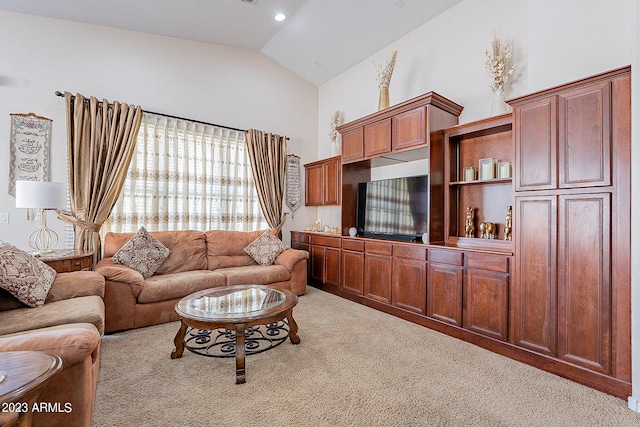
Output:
[0,270,105,427]
[95,229,308,333]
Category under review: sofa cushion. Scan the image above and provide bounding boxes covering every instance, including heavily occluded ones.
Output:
[216,264,290,286]
[0,288,23,311]
[0,295,105,336]
[244,231,288,266]
[0,241,56,307]
[111,227,170,278]
[137,270,227,304]
[206,229,270,270]
[104,230,208,274]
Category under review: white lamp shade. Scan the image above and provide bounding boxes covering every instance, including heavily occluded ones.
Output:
[15,181,66,209]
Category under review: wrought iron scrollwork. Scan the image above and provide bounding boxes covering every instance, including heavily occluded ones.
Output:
[184,320,290,358]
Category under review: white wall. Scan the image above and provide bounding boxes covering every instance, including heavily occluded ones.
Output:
[317,0,638,408]
[630,0,640,413]
[0,11,319,249]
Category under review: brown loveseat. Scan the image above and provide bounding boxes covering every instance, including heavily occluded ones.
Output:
[0,270,105,427]
[95,229,308,333]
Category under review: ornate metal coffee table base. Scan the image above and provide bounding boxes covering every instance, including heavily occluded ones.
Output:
[184,320,291,358]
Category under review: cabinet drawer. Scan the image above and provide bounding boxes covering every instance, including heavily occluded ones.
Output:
[365,241,392,255]
[429,249,463,266]
[311,235,341,248]
[393,244,427,261]
[342,239,364,251]
[291,232,310,244]
[466,253,510,273]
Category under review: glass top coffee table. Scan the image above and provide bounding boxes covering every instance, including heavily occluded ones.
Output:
[171,285,300,384]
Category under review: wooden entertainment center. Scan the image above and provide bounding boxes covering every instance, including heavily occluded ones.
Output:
[295,66,631,398]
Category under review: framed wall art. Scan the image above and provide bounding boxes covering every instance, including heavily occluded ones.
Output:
[8,113,52,197]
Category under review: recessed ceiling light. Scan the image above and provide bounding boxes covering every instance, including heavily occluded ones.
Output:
[274,13,286,22]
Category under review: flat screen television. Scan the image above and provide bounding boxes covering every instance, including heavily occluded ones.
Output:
[355,174,429,242]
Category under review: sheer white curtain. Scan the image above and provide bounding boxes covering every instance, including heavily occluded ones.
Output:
[102,113,267,235]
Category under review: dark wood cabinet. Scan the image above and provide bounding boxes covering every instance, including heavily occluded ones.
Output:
[391,245,427,315]
[513,96,557,191]
[363,241,392,304]
[341,127,364,163]
[304,156,341,206]
[393,106,426,151]
[310,235,341,287]
[341,239,364,295]
[557,192,611,373]
[427,249,463,327]
[464,253,510,342]
[364,118,392,158]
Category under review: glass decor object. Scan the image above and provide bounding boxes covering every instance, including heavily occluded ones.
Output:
[498,161,512,178]
[478,158,497,180]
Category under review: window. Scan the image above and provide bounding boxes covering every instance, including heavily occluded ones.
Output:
[102,113,267,236]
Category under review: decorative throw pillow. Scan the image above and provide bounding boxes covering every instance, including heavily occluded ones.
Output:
[111,227,170,278]
[0,241,56,307]
[244,231,288,266]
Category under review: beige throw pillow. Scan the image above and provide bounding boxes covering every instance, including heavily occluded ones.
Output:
[0,241,56,307]
[111,227,170,278]
[244,231,288,266]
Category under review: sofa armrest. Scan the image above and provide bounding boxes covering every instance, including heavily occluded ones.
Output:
[0,323,101,366]
[95,258,145,297]
[274,248,309,272]
[45,270,105,303]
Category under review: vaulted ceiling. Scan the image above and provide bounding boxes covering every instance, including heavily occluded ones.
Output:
[0,0,463,86]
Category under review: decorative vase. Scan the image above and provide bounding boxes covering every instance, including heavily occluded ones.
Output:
[490,88,509,115]
[378,87,389,111]
[330,140,340,156]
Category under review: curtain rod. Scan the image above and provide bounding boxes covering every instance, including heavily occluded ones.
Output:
[55,90,288,139]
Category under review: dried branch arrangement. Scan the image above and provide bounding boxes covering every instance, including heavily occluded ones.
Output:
[375,51,398,89]
[485,37,515,91]
[328,111,341,143]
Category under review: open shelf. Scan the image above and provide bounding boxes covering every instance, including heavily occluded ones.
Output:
[444,114,514,252]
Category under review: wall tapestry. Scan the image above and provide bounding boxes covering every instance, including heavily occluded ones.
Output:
[8,113,52,197]
[285,154,301,217]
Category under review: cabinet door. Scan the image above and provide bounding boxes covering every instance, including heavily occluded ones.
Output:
[310,245,325,283]
[557,193,611,374]
[392,257,427,315]
[393,107,426,151]
[514,96,557,191]
[464,268,509,341]
[324,247,341,287]
[341,250,364,295]
[323,157,341,205]
[364,118,392,158]
[305,163,324,206]
[558,81,611,188]
[364,253,392,304]
[427,262,463,326]
[342,127,364,163]
[512,195,557,356]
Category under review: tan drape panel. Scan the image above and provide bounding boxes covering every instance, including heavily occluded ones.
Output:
[57,92,143,261]
[244,129,287,231]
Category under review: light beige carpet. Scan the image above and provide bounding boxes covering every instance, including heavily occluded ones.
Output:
[92,287,640,426]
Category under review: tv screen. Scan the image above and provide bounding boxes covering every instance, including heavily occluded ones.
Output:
[356,175,428,242]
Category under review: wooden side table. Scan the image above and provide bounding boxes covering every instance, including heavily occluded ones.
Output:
[0,351,63,427]
[36,250,94,273]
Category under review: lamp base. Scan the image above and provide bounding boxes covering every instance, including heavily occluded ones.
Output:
[28,209,58,253]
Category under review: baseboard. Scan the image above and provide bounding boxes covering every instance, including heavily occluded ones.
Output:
[628,396,640,413]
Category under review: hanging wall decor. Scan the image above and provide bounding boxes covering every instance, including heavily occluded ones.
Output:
[285,154,301,217]
[8,113,52,196]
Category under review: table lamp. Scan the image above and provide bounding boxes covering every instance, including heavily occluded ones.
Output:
[15,180,66,253]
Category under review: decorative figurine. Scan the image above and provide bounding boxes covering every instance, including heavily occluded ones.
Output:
[504,205,512,241]
[464,207,475,238]
[479,222,496,239]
